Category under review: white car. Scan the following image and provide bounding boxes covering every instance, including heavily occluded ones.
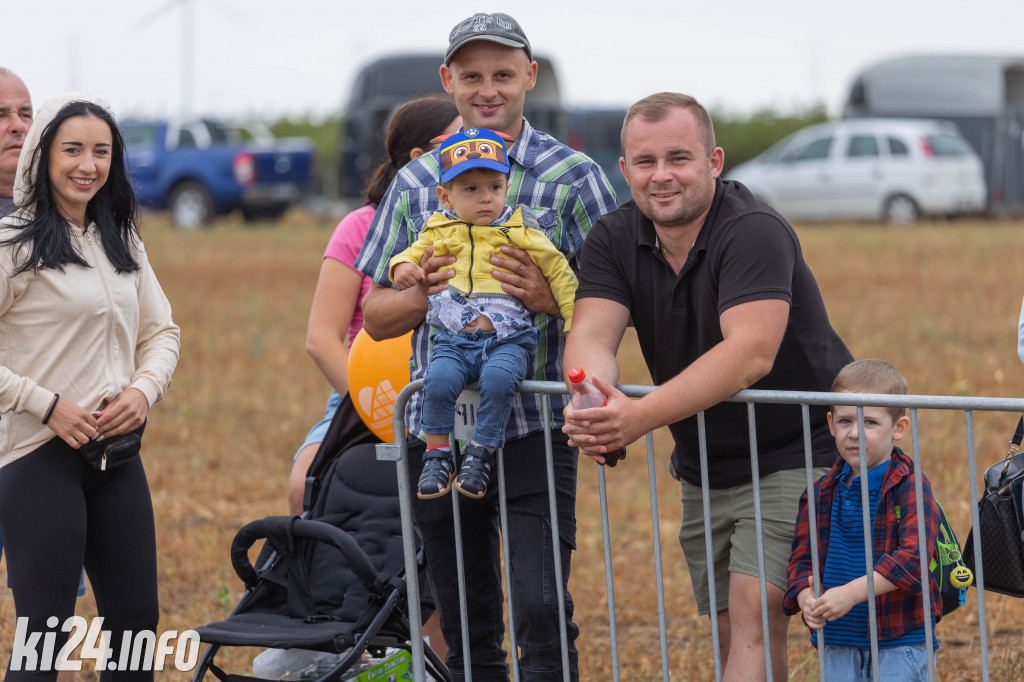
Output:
[726,119,987,223]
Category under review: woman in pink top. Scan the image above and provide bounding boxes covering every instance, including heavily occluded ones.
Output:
[287,95,461,514]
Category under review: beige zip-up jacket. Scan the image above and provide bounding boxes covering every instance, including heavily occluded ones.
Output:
[0,92,179,468]
[0,221,180,468]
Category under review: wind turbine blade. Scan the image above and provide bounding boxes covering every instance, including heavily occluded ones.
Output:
[205,0,249,25]
[134,0,189,30]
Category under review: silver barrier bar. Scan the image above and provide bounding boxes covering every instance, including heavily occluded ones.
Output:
[378,380,425,682]
[608,384,1024,413]
[729,390,1024,412]
[697,412,723,682]
[800,405,827,679]
[856,407,881,682]
[496,447,521,681]
[540,393,572,682]
[746,402,774,681]
[598,463,620,681]
[645,429,670,682]
[965,411,990,682]
[450,442,472,681]
[388,380,1023,680]
[909,409,937,680]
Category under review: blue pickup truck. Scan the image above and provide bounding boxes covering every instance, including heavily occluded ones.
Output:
[121,118,316,228]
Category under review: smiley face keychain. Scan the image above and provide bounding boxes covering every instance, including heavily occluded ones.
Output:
[950,565,974,605]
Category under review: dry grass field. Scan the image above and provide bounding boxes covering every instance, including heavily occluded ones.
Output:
[2,209,1023,680]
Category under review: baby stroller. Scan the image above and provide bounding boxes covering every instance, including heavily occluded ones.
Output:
[190,404,450,681]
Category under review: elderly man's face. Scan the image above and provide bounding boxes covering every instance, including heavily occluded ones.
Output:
[0,73,32,193]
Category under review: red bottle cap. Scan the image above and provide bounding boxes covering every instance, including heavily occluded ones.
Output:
[567,367,585,384]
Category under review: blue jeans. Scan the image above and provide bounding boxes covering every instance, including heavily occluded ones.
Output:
[824,644,932,682]
[407,431,578,681]
[420,328,538,449]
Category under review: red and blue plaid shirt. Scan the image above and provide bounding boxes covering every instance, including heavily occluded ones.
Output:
[784,447,942,641]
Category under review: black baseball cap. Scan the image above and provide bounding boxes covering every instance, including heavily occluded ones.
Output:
[445,13,532,65]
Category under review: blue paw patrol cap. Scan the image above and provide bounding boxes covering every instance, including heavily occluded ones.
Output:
[437,127,511,183]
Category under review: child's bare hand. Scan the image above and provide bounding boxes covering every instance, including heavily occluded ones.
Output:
[798,579,826,629]
[392,262,425,290]
[418,246,456,296]
[811,583,857,624]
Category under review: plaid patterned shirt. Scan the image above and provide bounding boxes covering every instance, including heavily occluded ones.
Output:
[784,447,942,642]
[355,118,617,440]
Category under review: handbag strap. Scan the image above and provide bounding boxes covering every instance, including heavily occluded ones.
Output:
[998,414,1024,488]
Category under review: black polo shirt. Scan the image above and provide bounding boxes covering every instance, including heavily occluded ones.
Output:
[576,179,852,488]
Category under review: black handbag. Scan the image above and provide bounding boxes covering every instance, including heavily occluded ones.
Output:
[78,422,146,471]
[963,416,1024,597]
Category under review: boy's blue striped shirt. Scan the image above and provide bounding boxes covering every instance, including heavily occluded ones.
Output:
[814,460,930,649]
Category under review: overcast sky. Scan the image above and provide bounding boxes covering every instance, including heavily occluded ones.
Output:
[4,0,1022,121]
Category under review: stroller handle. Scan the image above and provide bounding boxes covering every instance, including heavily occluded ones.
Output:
[230,516,384,595]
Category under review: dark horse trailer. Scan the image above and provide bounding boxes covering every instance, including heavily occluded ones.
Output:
[844,54,1024,214]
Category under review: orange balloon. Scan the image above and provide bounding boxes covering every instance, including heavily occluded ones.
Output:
[347,329,413,443]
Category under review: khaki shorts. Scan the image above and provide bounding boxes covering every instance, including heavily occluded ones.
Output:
[677,466,828,615]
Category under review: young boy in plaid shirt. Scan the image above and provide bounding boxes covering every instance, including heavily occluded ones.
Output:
[784,359,942,681]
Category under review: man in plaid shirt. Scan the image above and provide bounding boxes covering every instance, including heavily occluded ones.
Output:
[784,360,942,681]
[354,12,616,681]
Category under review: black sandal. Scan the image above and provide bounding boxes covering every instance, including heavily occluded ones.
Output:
[454,444,495,499]
[417,451,455,499]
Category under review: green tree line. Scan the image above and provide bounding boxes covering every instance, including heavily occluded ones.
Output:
[712,104,829,173]
[269,105,830,196]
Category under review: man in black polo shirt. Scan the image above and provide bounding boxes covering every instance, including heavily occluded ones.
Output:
[563,92,852,681]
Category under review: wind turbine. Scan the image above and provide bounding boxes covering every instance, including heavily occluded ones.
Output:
[135,0,243,116]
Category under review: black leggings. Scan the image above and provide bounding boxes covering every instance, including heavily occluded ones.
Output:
[0,437,158,681]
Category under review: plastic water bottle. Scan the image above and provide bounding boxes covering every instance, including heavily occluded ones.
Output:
[568,367,625,467]
[252,648,337,680]
[568,367,605,409]
[252,647,412,681]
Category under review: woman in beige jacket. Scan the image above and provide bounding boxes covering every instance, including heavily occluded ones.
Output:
[0,93,179,681]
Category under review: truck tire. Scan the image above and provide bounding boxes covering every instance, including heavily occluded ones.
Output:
[169,181,213,230]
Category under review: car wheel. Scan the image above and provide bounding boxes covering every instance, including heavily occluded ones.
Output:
[168,181,213,230]
[882,194,920,225]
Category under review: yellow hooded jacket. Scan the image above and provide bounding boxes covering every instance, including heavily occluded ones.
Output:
[389,205,577,330]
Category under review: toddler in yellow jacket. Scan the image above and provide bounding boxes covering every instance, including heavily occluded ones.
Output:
[390,127,577,500]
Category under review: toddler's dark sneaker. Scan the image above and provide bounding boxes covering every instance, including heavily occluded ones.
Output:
[454,443,495,499]
[417,448,455,499]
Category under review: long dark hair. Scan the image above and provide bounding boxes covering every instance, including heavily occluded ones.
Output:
[364,94,460,205]
[2,100,139,274]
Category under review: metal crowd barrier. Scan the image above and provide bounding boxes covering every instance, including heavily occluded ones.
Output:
[376,379,1024,682]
